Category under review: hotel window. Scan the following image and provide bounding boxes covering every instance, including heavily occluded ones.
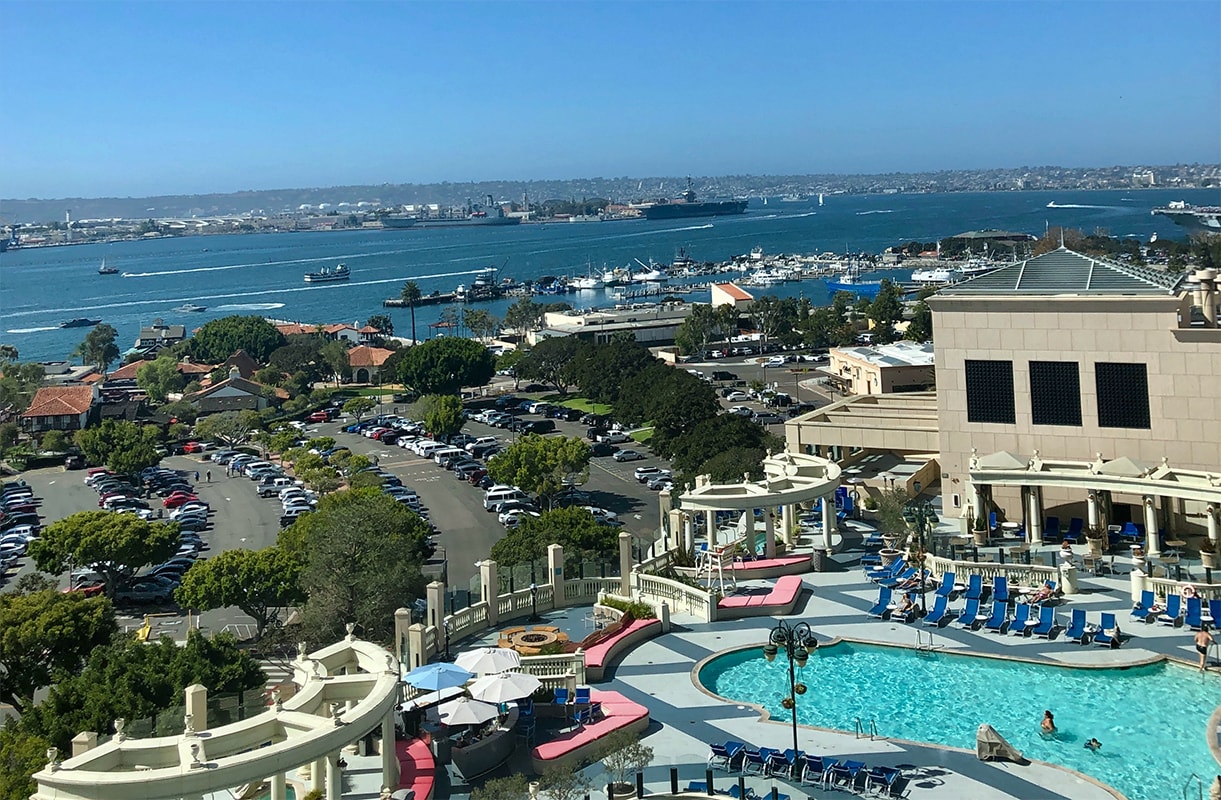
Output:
[1029,361,1082,426]
[964,359,1015,424]
[1095,363,1151,429]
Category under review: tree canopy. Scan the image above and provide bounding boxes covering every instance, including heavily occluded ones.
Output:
[674,304,736,358]
[0,590,117,713]
[0,361,44,414]
[490,507,619,567]
[136,352,187,404]
[420,394,465,441]
[175,547,304,639]
[366,314,394,337]
[503,297,545,334]
[187,315,286,363]
[74,323,120,373]
[0,726,50,800]
[486,435,591,508]
[569,337,657,406]
[192,409,262,448]
[396,336,494,395]
[73,419,163,474]
[866,279,904,344]
[29,511,182,596]
[517,337,581,395]
[342,396,376,420]
[667,414,780,476]
[278,488,432,643]
[615,365,719,457]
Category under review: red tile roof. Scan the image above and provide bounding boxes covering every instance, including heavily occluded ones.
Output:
[21,385,96,418]
[713,282,754,302]
[347,345,394,368]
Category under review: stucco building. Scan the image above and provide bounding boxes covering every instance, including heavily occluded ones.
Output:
[823,341,935,396]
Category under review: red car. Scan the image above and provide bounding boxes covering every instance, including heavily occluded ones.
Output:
[163,492,200,509]
[63,582,105,597]
[98,491,135,507]
[182,441,204,454]
[307,411,329,423]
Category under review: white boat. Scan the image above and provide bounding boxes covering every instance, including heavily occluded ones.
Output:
[304,263,350,283]
[602,267,631,286]
[173,303,207,313]
[632,269,667,283]
[574,275,603,290]
[97,258,118,275]
[911,267,961,285]
[750,247,765,261]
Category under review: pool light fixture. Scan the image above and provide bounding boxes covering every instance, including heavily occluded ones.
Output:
[764,619,817,757]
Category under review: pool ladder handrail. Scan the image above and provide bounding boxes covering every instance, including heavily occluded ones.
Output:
[854,717,879,740]
[914,629,941,653]
[1183,773,1204,800]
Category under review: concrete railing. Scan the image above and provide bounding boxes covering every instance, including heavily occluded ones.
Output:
[1145,575,1221,601]
[633,568,718,621]
[517,653,586,688]
[497,584,555,620]
[564,577,623,604]
[927,554,1059,590]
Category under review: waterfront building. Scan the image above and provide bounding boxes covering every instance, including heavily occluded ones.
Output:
[710,282,754,310]
[822,341,935,396]
[20,385,99,433]
[529,302,693,346]
[133,319,186,357]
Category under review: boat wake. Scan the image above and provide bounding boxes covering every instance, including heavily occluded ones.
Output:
[5,326,59,334]
[1046,202,1110,209]
[214,302,287,311]
[770,212,818,220]
[856,210,894,215]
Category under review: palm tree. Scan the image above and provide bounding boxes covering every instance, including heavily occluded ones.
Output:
[400,280,421,345]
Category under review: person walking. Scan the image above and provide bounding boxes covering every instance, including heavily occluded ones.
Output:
[194,470,200,482]
[1196,626,1217,672]
[205,470,211,482]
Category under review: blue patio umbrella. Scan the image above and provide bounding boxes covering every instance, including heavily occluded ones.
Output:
[403,662,473,692]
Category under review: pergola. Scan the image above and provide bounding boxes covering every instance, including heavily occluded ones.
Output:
[967,449,1221,555]
[31,633,401,800]
[678,447,842,556]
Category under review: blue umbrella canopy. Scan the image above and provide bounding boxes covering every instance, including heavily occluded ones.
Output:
[403,662,473,692]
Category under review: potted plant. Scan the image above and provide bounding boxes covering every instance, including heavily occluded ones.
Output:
[1084,526,1106,557]
[598,729,655,799]
[972,515,989,547]
[1200,538,1217,569]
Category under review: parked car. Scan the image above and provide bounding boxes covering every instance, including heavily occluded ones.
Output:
[598,431,630,445]
[612,450,645,462]
[163,492,200,509]
[114,576,178,604]
[728,405,753,417]
[633,466,667,482]
[308,410,329,423]
[752,412,785,425]
[590,442,618,458]
[64,454,86,469]
[763,356,786,368]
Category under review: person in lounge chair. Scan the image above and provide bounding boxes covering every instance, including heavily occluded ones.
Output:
[1030,582,1056,604]
[894,571,926,591]
[1041,710,1056,734]
[897,593,918,616]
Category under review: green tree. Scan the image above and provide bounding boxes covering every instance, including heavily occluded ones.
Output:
[517,336,580,395]
[866,279,904,344]
[495,349,525,390]
[400,281,422,345]
[28,511,181,596]
[541,762,593,800]
[187,315,286,363]
[486,434,591,509]
[471,775,531,800]
[39,429,69,453]
[697,447,769,483]
[598,728,655,790]
[174,548,304,639]
[159,398,199,424]
[0,422,19,454]
[73,323,120,373]
[73,420,163,473]
[396,337,495,395]
[667,414,778,476]
[905,287,935,343]
[268,336,329,383]
[20,631,263,753]
[192,410,262,448]
[503,297,545,334]
[136,353,187,403]
[320,339,350,384]
[749,296,801,348]
[0,361,44,414]
[490,508,616,567]
[420,393,465,441]
[279,488,432,642]
[0,590,117,713]
[570,337,658,405]
[342,396,376,420]
[615,365,719,457]
[367,314,394,338]
[462,308,498,342]
[0,726,50,800]
[0,344,18,362]
[674,303,736,358]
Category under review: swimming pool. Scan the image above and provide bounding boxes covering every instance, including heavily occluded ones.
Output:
[698,641,1221,800]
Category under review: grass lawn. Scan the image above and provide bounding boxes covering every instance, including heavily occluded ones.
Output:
[630,427,654,444]
[542,394,614,415]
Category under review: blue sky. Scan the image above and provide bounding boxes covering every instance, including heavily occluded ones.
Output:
[2,1,1218,198]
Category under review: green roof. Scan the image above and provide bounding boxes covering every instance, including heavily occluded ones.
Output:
[938,247,1185,296]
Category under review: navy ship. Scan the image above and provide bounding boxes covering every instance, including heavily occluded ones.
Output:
[1152,201,1221,235]
[382,195,521,229]
[642,179,748,221]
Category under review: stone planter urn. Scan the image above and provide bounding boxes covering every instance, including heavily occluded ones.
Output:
[1086,536,1105,557]
[882,534,900,550]
[1202,550,1217,569]
[879,548,902,567]
[972,528,989,547]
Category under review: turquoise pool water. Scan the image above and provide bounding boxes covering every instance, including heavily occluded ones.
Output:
[699,642,1221,800]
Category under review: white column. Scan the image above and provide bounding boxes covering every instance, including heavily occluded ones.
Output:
[1144,497,1160,557]
[1207,505,1218,546]
[326,753,342,800]
[781,504,793,547]
[683,514,694,554]
[763,511,776,558]
[1087,491,1100,532]
[970,483,985,527]
[618,531,633,597]
[311,758,325,792]
[381,711,399,790]
[480,560,499,626]
[270,772,286,800]
[820,496,833,550]
[1028,487,1043,546]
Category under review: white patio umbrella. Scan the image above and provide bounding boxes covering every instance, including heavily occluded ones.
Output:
[468,671,541,704]
[454,646,521,675]
[437,696,500,726]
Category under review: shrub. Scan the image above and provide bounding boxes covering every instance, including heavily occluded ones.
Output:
[599,595,655,620]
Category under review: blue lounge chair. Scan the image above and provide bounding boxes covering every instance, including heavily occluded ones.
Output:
[828,760,867,792]
[765,749,788,776]
[863,531,885,548]
[989,511,998,533]
[865,767,903,796]
[778,749,804,778]
[958,597,982,629]
[1094,612,1121,648]
[742,747,771,775]
[1132,590,1158,623]
[1065,608,1090,644]
[922,594,955,627]
[1186,597,1204,630]
[800,756,836,788]
[1044,516,1061,542]
[1030,605,1057,638]
[867,558,906,581]
[891,593,920,623]
[1210,600,1221,627]
[993,576,1010,604]
[881,776,911,799]
[553,687,569,705]
[934,572,956,598]
[859,552,881,568]
[1120,522,1141,544]
[708,741,747,772]
[964,574,987,602]
[868,586,893,618]
[686,782,709,794]
[1159,594,1184,627]
[983,600,1010,633]
[574,687,591,705]
[727,785,757,800]
[879,566,917,588]
[1009,602,1031,635]
[1064,517,1085,543]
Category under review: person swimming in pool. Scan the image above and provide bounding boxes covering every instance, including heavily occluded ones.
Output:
[1084,738,1102,752]
[1041,710,1056,734]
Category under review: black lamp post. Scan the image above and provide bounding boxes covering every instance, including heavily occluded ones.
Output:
[762,620,817,757]
[903,481,939,615]
[442,621,451,662]
[528,582,540,622]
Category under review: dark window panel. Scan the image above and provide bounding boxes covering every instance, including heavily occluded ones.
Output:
[1095,363,1151,429]
[1029,361,1082,426]
[965,359,1015,424]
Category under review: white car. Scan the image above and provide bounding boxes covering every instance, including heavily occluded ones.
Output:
[500,509,541,527]
[726,391,750,402]
[763,356,786,368]
[581,506,619,524]
[728,405,753,417]
[633,466,667,482]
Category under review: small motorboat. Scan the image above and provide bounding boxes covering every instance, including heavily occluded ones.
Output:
[173,303,207,313]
